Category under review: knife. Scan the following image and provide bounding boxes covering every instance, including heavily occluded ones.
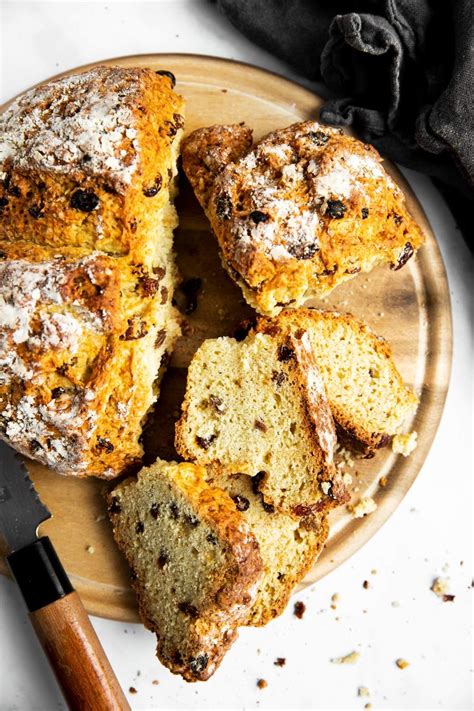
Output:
[0,441,131,711]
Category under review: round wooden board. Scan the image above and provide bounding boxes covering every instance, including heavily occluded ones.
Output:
[0,54,452,622]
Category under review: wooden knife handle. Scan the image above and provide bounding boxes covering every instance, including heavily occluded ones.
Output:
[30,591,130,711]
[8,536,130,711]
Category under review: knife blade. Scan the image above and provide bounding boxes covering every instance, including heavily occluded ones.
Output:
[0,440,130,711]
[0,440,51,553]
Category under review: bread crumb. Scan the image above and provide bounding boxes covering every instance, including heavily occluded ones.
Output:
[294,601,306,619]
[257,678,268,689]
[392,431,417,456]
[331,593,340,603]
[331,651,360,664]
[274,657,286,667]
[86,545,95,554]
[431,577,451,598]
[348,497,377,518]
[363,580,369,589]
[396,658,410,669]
[358,686,370,697]
[379,475,388,487]
[371,569,377,575]
[129,686,137,694]
[152,680,159,685]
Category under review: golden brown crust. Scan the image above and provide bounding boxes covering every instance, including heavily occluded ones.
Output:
[182,120,424,315]
[255,308,418,455]
[0,66,184,476]
[107,461,263,682]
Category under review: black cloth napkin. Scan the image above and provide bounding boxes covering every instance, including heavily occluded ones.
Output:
[213,0,474,243]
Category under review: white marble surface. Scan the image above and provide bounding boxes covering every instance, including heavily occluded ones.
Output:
[0,2,472,710]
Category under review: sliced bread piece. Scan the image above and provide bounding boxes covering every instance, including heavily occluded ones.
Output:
[175,331,348,516]
[206,469,329,626]
[255,309,418,455]
[107,459,262,682]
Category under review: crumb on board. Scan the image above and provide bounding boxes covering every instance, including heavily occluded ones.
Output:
[294,601,306,619]
[396,658,410,669]
[358,686,370,697]
[129,686,137,694]
[331,651,360,665]
[392,431,417,456]
[274,657,286,667]
[152,680,159,685]
[431,577,451,598]
[348,497,377,518]
[85,545,95,555]
[363,580,370,589]
[371,569,377,575]
[257,679,268,689]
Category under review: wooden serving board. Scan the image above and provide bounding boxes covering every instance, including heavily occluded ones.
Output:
[0,54,452,622]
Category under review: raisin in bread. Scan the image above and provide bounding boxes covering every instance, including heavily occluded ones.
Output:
[0,66,184,476]
[206,469,329,626]
[255,309,418,455]
[181,121,424,316]
[175,331,348,516]
[107,460,262,681]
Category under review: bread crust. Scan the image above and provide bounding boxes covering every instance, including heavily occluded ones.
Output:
[182,121,424,316]
[0,66,184,476]
[255,308,418,455]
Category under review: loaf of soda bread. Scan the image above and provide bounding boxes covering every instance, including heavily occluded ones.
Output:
[181,120,424,316]
[107,460,263,681]
[206,469,329,626]
[255,309,418,455]
[175,330,348,516]
[0,66,184,476]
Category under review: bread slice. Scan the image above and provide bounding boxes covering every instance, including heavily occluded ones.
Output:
[181,120,424,316]
[255,309,418,455]
[206,469,329,626]
[0,67,184,476]
[175,331,348,516]
[107,460,262,682]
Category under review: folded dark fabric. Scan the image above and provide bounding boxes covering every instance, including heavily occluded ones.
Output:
[214,0,474,216]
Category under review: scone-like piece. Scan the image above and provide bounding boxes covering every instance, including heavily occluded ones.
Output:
[175,331,348,515]
[107,460,263,682]
[181,121,424,315]
[0,66,184,265]
[206,470,329,626]
[255,309,418,455]
[0,241,180,476]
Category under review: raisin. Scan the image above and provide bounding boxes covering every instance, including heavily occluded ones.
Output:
[196,434,216,450]
[82,154,91,163]
[155,329,167,349]
[169,502,179,520]
[120,316,148,340]
[0,197,9,211]
[95,436,114,453]
[261,499,275,513]
[103,183,117,195]
[70,189,99,212]
[208,395,225,414]
[271,370,286,386]
[215,193,232,220]
[361,207,369,219]
[135,521,144,534]
[129,219,137,233]
[274,658,286,667]
[184,514,199,527]
[138,275,159,296]
[173,650,184,666]
[363,580,369,589]
[153,266,166,280]
[252,471,266,494]
[178,277,202,315]
[443,594,455,602]
[249,210,269,224]
[232,495,250,512]
[143,174,163,197]
[160,286,168,305]
[287,241,318,260]
[278,344,294,362]
[325,200,346,219]
[157,550,169,569]
[254,419,267,432]
[207,533,217,545]
[28,204,44,219]
[0,250,6,260]
[51,387,66,399]
[8,185,21,197]
[150,503,161,519]
[156,70,176,88]
[30,439,42,453]
[232,317,256,342]
[109,497,121,514]
[345,266,361,274]
[173,113,184,130]
[307,130,329,145]
[392,213,403,225]
[390,242,414,270]
[294,601,306,619]
[178,602,199,618]
[189,654,208,675]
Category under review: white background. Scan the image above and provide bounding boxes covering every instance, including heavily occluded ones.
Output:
[0,2,472,710]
